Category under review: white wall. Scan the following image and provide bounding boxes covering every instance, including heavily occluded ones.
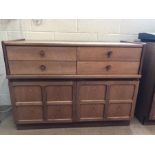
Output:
[0,19,155,105]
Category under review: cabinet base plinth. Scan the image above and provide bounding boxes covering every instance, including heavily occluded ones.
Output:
[16,121,130,130]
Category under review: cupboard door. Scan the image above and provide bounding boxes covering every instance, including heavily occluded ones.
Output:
[77,81,106,121]
[12,85,43,123]
[106,81,139,120]
[45,82,75,122]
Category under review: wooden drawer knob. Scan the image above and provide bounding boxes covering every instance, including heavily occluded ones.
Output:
[107,51,112,58]
[40,65,46,71]
[105,65,112,71]
[39,50,45,57]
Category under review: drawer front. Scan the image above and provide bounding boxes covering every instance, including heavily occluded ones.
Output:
[9,61,76,75]
[7,46,76,61]
[77,47,142,61]
[77,62,140,75]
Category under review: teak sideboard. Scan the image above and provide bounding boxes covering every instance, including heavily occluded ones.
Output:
[2,40,144,128]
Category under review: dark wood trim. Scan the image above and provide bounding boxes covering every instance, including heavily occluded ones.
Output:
[72,81,77,122]
[1,41,10,74]
[76,81,81,122]
[16,120,130,130]
[42,86,47,121]
[104,83,110,120]
[138,44,146,74]
[130,81,139,119]
[6,74,142,80]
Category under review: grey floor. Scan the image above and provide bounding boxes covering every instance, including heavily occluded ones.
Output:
[1,115,155,135]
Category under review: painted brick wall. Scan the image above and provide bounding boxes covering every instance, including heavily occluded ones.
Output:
[0,19,155,105]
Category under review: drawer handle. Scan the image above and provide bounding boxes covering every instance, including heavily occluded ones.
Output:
[39,50,45,57]
[107,51,112,58]
[105,65,112,71]
[40,65,46,71]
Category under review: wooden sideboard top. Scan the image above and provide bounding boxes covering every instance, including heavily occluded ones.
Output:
[2,40,144,47]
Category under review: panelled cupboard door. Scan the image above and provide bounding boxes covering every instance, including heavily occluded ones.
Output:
[45,82,75,122]
[11,84,43,123]
[77,81,106,121]
[106,81,139,120]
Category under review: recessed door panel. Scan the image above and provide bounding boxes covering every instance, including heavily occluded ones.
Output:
[78,82,106,121]
[45,82,74,122]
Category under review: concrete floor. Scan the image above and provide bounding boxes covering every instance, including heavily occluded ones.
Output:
[1,115,155,135]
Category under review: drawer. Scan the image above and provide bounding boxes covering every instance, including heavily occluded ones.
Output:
[9,61,76,75]
[7,46,76,61]
[77,47,142,61]
[77,62,140,75]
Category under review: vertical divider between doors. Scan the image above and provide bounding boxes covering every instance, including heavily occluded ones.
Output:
[76,47,78,75]
[104,82,110,120]
[73,81,77,122]
[75,81,80,122]
[42,86,47,122]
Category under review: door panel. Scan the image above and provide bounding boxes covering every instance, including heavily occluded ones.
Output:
[14,86,42,102]
[77,82,106,121]
[106,103,132,120]
[12,85,43,123]
[106,81,139,120]
[47,105,72,121]
[109,84,135,100]
[46,85,72,101]
[79,85,106,100]
[45,82,74,122]
[80,104,104,120]
[16,106,43,123]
